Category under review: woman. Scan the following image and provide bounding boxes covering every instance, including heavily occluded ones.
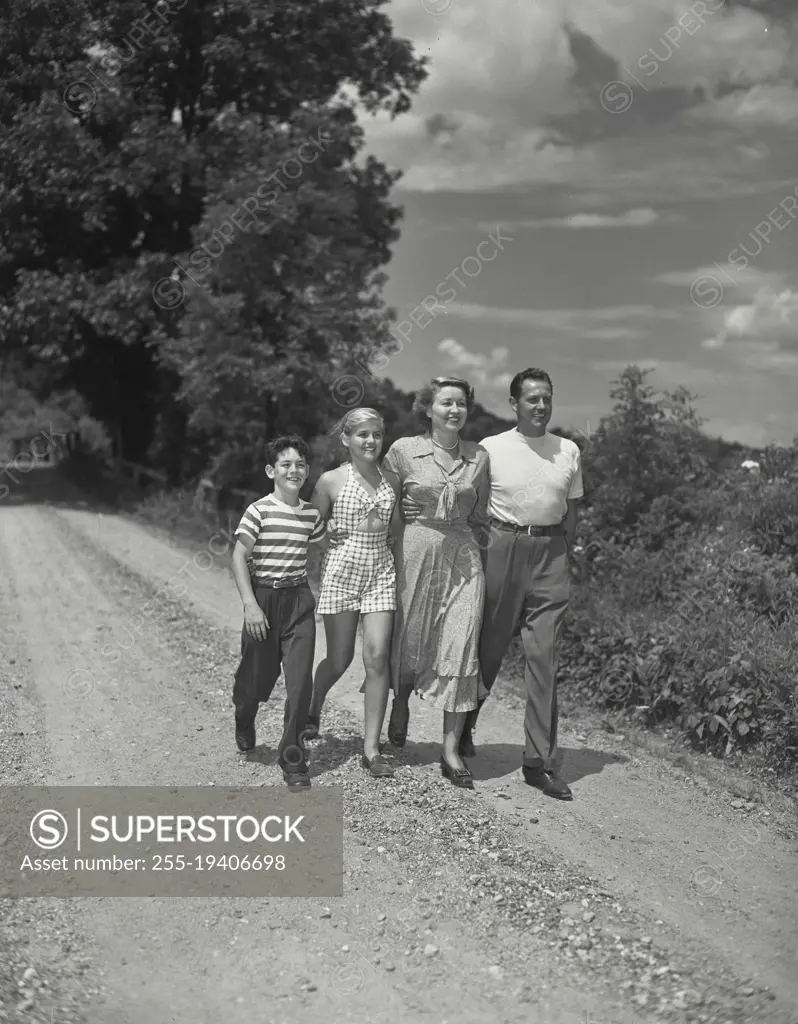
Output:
[382,376,490,788]
[304,408,397,778]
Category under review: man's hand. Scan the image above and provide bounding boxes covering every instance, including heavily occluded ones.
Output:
[401,495,423,522]
[244,601,269,642]
[327,517,349,547]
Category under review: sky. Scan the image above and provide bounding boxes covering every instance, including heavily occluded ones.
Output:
[355,0,798,448]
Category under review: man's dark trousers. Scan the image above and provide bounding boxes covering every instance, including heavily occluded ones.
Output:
[233,580,316,772]
[473,524,570,770]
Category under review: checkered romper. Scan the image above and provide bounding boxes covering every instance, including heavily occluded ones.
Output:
[317,463,397,615]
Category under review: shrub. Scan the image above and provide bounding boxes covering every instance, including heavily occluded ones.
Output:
[502,525,798,779]
[744,478,798,565]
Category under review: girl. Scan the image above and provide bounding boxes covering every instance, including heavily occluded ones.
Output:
[305,408,397,778]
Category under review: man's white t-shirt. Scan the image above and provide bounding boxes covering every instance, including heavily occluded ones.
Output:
[479,429,584,527]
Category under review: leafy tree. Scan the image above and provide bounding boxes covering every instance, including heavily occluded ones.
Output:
[0,0,426,473]
[585,366,712,541]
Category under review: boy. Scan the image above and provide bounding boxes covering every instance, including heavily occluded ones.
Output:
[231,435,325,789]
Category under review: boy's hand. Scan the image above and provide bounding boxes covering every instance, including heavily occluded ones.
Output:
[327,517,349,548]
[244,601,269,641]
[401,495,423,522]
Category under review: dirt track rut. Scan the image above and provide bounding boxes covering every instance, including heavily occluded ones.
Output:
[1,466,796,1024]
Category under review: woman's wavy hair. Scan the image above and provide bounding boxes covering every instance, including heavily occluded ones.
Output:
[412,376,475,425]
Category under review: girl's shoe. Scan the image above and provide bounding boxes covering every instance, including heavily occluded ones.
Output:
[440,755,474,789]
[361,753,395,778]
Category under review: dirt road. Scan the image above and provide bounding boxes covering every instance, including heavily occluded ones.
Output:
[1,466,796,1024]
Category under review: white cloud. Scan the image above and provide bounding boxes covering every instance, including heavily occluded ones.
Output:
[437,337,512,389]
[654,265,784,288]
[688,82,798,127]
[654,265,787,303]
[479,207,661,231]
[566,207,659,228]
[447,301,679,332]
[362,0,795,194]
[701,286,798,371]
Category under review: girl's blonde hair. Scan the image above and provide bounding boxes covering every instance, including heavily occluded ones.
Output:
[330,407,385,442]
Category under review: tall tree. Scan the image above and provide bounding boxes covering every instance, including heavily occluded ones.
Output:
[0,0,426,474]
[586,366,710,536]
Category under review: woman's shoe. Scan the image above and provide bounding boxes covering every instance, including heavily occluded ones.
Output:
[361,753,395,778]
[387,698,409,748]
[440,755,474,789]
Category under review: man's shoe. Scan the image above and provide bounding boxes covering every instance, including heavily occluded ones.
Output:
[235,723,256,753]
[522,766,572,801]
[283,769,311,790]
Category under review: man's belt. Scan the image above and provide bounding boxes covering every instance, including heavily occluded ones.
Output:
[489,518,564,537]
[253,574,308,590]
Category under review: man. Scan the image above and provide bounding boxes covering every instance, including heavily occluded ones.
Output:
[402,368,582,800]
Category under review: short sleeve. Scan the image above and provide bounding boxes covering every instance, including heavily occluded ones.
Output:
[309,510,326,544]
[236,502,262,542]
[382,442,405,481]
[467,449,491,531]
[568,447,584,500]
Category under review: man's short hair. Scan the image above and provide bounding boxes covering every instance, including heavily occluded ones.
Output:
[510,368,553,400]
[265,434,310,466]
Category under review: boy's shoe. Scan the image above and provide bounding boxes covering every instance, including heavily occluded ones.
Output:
[283,769,311,790]
[235,723,256,753]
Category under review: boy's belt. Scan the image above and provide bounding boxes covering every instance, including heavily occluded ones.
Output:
[253,575,307,590]
[489,518,564,537]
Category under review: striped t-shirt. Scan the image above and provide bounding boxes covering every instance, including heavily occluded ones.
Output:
[236,494,325,584]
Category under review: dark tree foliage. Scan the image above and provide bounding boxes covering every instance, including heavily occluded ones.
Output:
[582,366,716,539]
[0,0,427,476]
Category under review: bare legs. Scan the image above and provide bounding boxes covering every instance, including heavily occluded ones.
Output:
[309,611,393,760]
[312,614,471,778]
[309,612,358,723]
[361,612,393,760]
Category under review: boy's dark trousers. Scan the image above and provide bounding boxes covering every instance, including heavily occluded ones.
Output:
[233,580,316,773]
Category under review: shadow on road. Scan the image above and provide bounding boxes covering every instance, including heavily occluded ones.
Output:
[241,743,278,767]
[399,739,628,785]
[304,725,629,786]
[560,745,629,784]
